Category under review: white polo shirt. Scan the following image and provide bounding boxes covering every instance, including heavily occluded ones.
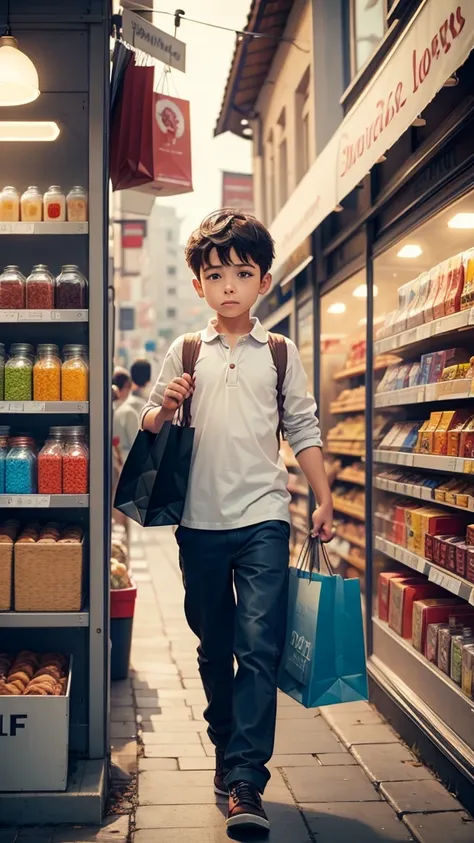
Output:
[141,318,322,531]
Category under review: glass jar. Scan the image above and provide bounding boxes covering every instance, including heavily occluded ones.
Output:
[6,436,36,494]
[5,343,34,401]
[0,186,20,222]
[0,265,26,309]
[0,426,11,494]
[26,264,55,309]
[34,344,61,402]
[56,265,88,309]
[44,185,66,222]
[38,427,65,494]
[0,342,5,399]
[63,427,88,494]
[20,186,43,222]
[66,186,88,222]
[61,344,88,401]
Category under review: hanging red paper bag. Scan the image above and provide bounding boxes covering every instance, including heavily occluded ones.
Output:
[122,64,155,188]
[110,54,136,190]
[133,93,193,197]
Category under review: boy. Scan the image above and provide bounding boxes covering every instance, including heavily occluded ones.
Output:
[141,210,333,833]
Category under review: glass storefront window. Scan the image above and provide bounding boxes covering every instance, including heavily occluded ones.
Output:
[319,270,367,590]
[352,0,386,74]
[372,192,474,728]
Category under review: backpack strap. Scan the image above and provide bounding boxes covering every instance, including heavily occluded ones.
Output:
[181,333,202,428]
[267,332,288,441]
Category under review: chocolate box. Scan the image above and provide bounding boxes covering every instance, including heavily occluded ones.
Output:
[389,580,441,639]
[434,411,472,457]
[378,572,407,622]
[456,542,469,578]
[445,252,465,315]
[461,249,474,310]
[420,413,443,454]
[412,598,463,653]
[422,265,441,323]
[432,260,451,320]
[466,548,474,584]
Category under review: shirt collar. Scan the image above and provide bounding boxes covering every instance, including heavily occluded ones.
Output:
[201,317,268,345]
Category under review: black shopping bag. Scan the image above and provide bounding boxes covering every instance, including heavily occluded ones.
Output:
[114,421,194,527]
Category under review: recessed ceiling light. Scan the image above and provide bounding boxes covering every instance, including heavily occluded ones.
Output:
[242,126,253,137]
[447,213,474,229]
[397,244,423,258]
[327,302,346,314]
[352,284,378,298]
[0,121,60,141]
[240,118,249,126]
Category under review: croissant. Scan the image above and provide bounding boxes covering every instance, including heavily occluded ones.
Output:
[24,686,48,696]
[4,683,22,695]
[8,671,30,686]
[9,679,28,692]
[36,665,62,681]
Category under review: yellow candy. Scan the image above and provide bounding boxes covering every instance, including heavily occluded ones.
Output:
[61,358,88,401]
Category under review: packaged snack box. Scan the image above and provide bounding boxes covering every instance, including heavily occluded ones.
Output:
[434,478,460,504]
[467,525,474,545]
[379,423,405,451]
[412,597,463,653]
[401,423,422,453]
[394,503,419,546]
[394,364,412,391]
[448,415,474,457]
[445,480,471,506]
[451,629,474,686]
[389,423,418,452]
[434,411,471,456]
[461,248,474,310]
[420,514,466,558]
[420,412,443,453]
[414,420,430,453]
[419,354,435,385]
[441,536,465,571]
[389,579,441,638]
[456,484,474,509]
[407,272,432,328]
[408,363,421,387]
[433,259,451,320]
[431,349,470,384]
[466,548,474,583]
[432,534,459,566]
[456,542,469,578]
[460,417,474,459]
[406,507,440,554]
[423,265,441,323]
[438,622,464,675]
[378,572,408,622]
[377,364,400,394]
[426,622,449,663]
[445,252,465,315]
[461,644,474,698]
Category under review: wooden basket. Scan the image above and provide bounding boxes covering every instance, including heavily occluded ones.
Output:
[0,541,13,611]
[14,541,83,612]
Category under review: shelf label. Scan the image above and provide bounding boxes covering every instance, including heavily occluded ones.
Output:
[19,310,42,322]
[0,310,18,322]
[29,402,45,413]
[428,568,461,595]
[8,403,23,413]
[434,319,448,334]
[444,457,458,472]
[4,495,50,507]
[0,223,34,234]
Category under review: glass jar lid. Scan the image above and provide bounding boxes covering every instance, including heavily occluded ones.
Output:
[24,185,41,193]
[46,185,63,193]
[10,342,34,356]
[63,344,88,356]
[2,186,18,194]
[9,436,34,446]
[37,343,59,355]
[49,426,67,438]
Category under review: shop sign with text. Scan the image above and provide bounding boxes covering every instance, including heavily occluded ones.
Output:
[270,0,474,277]
[122,10,186,73]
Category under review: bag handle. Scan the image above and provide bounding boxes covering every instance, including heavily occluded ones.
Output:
[296,534,335,577]
[181,333,202,428]
[267,332,287,442]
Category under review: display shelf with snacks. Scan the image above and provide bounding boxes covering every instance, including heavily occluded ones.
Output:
[0,7,108,820]
[333,496,365,521]
[335,527,366,550]
[336,463,366,486]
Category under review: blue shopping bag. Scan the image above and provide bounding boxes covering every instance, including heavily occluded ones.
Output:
[278,537,368,707]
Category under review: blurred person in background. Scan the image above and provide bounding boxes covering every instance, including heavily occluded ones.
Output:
[114,358,152,457]
[112,366,132,409]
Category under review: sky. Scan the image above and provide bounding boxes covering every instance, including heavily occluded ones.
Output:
[150,1,253,241]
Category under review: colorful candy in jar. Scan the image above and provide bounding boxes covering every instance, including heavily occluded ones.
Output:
[44,186,66,222]
[34,344,61,401]
[26,265,55,309]
[5,343,34,401]
[6,437,36,494]
[55,265,87,309]
[0,426,10,494]
[61,345,88,401]
[38,428,64,494]
[0,266,26,309]
[0,186,20,222]
[66,187,88,222]
[62,428,88,494]
[20,186,42,222]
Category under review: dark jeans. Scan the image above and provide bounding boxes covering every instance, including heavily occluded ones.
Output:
[176,520,290,792]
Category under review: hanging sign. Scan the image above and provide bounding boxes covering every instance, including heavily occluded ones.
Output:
[122,9,186,73]
[270,0,474,277]
[222,172,254,213]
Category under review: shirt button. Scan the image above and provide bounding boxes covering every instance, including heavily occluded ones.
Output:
[229,363,236,369]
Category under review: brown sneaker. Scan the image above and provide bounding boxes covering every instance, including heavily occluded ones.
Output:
[213,748,228,796]
[226,781,270,832]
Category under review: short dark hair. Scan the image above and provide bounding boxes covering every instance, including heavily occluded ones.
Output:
[185,209,275,279]
[131,358,151,387]
[112,368,130,391]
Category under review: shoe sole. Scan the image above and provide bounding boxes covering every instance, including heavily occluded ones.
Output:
[226,813,270,832]
[214,784,228,796]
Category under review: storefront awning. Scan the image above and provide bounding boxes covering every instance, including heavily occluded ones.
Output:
[271,0,474,277]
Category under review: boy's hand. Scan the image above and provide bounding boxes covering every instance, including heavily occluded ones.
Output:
[162,374,194,413]
[311,502,334,542]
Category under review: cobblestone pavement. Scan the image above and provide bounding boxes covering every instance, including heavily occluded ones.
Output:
[3,526,473,842]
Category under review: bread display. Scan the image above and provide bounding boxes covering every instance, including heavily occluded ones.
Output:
[0,651,68,696]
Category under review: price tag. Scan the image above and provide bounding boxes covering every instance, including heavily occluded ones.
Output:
[37,496,50,507]
[405,552,418,571]
[75,311,86,320]
[444,457,458,472]
[29,402,45,413]
[19,310,42,321]
[13,223,34,234]
[50,310,61,321]
[75,223,87,234]
[9,403,23,413]
[428,568,461,595]
[417,558,427,573]
[0,223,12,234]
[405,329,417,345]
[394,545,402,561]
[0,310,18,322]
[76,403,87,413]
[76,496,87,507]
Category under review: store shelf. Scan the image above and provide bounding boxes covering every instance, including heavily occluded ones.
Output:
[330,404,366,414]
[0,494,89,507]
[373,449,474,474]
[374,308,474,356]
[0,310,88,323]
[335,529,366,550]
[327,446,365,457]
[375,379,473,408]
[333,357,397,381]
[333,498,365,521]
[0,222,88,235]
[375,535,474,604]
[332,547,365,571]
[374,476,474,511]
[336,469,365,486]
[0,611,89,627]
[0,401,88,414]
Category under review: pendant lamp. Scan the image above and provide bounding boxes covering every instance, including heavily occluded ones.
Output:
[0,1,40,107]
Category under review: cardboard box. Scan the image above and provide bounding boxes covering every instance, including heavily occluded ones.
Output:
[0,659,72,791]
[456,542,469,578]
[434,411,472,457]
[378,572,407,622]
[445,252,465,315]
[410,511,466,558]
[461,644,474,698]
[420,413,443,454]
[461,249,474,310]
[448,415,474,457]
[432,259,451,320]
[422,265,441,323]
[460,418,474,459]
[414,420,430,453]
[412,598,463,653]
[466,548,474,584]
[389,580,441,639]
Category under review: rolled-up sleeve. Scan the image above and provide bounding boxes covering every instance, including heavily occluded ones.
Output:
[283,340,322,455]
[140,337,183,429]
